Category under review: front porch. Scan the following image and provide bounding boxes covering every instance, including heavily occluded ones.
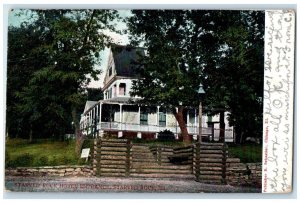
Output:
[80,100,234,142]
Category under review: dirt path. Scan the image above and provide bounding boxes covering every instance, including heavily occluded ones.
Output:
[5,176,261,193]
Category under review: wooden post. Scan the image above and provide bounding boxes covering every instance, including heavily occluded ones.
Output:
[97,139,102,176]
[158,146,162,166]
[194,143,201,181]
[125,139,131,177]
[198,102,202,143]
[93,139,97,176]
[219,111,225,143]
[222,143,228,184]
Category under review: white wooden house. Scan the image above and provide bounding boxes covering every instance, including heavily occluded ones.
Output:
[80,45,234,142]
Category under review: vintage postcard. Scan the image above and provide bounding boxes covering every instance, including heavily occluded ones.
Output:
[4,8,295,194]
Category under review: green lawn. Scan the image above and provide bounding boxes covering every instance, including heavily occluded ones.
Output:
[227,144,262,163]
[5,138,93,168]
[5,138,261,168]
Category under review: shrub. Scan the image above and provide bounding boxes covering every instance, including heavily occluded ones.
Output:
[9,153,34,167]
[59,155,73,165]
[82,139,93,149]
[49,155,59,166]
[35,156,49,166]
[157,130,175,141]
[5,150,12,168]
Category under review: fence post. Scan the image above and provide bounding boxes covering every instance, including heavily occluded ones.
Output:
[194,143,200,181]
[158,146,162,166]
[92,139,97,176]
[222,143,228,184]
[95,139,101,176]
[125,139,131,177]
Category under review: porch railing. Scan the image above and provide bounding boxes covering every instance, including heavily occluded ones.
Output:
[98,121,212,135]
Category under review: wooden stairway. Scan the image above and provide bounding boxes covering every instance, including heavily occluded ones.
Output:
[193,142,227,184]
[130,145,194,179]
[94,139,130,177]
[94,139,227,184]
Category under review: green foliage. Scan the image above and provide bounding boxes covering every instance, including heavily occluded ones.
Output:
[128,10,264,143]
[128,10,202,108]
[228,144,262,163]
[7,153,34,167]
[86,88,103,101]
[5,139,83,167]
[157,129,175,141]
[201,11,264,143]
[7,9,119,140]
[35,156,49,166]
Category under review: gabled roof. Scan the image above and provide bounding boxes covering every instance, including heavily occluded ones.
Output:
[83,100,97,114]
[111,44,145,78]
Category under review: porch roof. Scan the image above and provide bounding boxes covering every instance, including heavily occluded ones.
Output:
[101,97,140,105]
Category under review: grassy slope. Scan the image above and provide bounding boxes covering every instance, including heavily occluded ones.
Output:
[5,138,261,168]
[5,139,93,167]
[227,144,262,163]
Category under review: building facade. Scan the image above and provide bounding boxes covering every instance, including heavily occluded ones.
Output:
[80,45,234,142]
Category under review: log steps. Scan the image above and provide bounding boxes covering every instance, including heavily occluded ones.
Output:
[130,145,193,179]
[95,140,193,179]
[193,142,227,184]
[95,139,130,177]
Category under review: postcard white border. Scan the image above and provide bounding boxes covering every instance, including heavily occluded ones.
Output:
[1,0,299,201]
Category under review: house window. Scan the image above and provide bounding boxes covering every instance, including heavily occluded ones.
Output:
[108,67,112,76]
[140,111,148,125]
[119,83,126,96]
[159,112,166,127]
[109,88,112,99]
[208,115,212,122]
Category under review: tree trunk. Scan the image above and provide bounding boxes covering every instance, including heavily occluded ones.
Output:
[174,107,191,144]
[219,111,225,142]
[29,129,33,143]
[72,107,86,155]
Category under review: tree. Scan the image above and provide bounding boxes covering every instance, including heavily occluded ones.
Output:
[8,9,119,153]
[127,10,264,144]
[194,11,264,143]
[127,10,203,144]
[7,25,50,140]
[86,88,103,101]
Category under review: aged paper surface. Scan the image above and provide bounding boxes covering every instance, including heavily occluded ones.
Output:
[262,10,295,193]
[4,8,296,195]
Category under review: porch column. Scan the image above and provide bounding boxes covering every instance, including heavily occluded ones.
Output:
[88,111,91,135]
[99,102,103,137]
[175,107,179,139]
[137,106,141,138]
[95,104,99,118]
[157,106,160,126]
[85,114,88,129]
[194,109,197,140]
[187,110,190,132]
[138,106,141,125]
[118,104,123,138]
[155,106,160,139]
[89,111,91,126]
[92,108,95,138]
[116,81,120,97]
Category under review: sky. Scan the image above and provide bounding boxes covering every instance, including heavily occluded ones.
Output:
[8,9,132,88]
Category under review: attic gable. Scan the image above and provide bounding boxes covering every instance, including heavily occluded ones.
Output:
[103,45,145,87]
